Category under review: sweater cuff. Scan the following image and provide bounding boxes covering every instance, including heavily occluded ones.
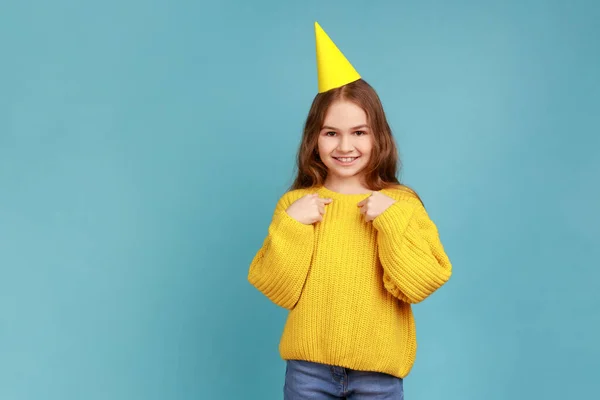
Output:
[372,200,417,235]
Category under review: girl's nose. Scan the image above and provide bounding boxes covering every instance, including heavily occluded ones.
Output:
[337,136,353,152]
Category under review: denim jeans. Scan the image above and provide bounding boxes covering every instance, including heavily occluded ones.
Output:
[284,359,404,399]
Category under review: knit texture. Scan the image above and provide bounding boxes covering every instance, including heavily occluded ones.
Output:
[248,185,452,379]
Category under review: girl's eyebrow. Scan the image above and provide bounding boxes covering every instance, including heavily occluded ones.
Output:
[321,124,369,131]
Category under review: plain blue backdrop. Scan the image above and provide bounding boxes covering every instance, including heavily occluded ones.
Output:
[1,0,599,399]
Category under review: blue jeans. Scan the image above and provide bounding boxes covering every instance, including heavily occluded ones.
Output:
[284,359,404,399]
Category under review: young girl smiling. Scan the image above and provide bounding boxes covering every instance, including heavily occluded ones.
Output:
[248,22,452,399]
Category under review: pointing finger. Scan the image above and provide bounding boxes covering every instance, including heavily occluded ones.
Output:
[318,203,325,214]
[357,197,369,207]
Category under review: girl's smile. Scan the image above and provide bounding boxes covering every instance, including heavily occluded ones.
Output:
[332,156,360,165]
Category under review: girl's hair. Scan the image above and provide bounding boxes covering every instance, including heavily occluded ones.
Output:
[289,79,421,202]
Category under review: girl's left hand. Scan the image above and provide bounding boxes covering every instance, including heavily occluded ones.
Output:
[357,192,397,222]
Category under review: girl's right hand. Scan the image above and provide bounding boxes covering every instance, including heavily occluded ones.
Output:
[286,194,333,225]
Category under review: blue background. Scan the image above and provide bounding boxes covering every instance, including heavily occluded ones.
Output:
[1,0,599,399]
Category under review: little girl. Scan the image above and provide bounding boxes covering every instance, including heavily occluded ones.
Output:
[248,22,452,399]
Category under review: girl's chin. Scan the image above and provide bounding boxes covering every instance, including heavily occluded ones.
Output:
[326,166,367,179]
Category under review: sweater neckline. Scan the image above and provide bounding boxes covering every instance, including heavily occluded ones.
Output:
[317,185,375,202]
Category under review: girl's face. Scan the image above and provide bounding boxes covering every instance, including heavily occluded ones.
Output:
[317,100,374,185]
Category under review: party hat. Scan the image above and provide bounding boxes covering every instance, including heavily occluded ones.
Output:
[314,22,361,93]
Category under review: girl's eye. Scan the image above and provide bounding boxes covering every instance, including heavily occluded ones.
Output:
[355,131,366,136]
[326,131,336,136]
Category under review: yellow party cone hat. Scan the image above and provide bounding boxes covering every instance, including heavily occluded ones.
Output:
[314,22,361,93]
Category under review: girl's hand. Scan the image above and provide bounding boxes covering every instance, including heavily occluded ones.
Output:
[357,192,397,222]
[286,194,333,225]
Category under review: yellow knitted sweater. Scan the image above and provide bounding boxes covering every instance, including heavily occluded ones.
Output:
[248,185,452,379]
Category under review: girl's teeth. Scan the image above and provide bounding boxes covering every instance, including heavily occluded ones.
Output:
[338,157,356,162]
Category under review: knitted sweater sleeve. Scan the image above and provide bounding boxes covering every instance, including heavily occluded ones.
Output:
[247,194,315,310]
[373,199,452,304]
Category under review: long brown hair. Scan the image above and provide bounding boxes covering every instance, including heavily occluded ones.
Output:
[289,79,420,200]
